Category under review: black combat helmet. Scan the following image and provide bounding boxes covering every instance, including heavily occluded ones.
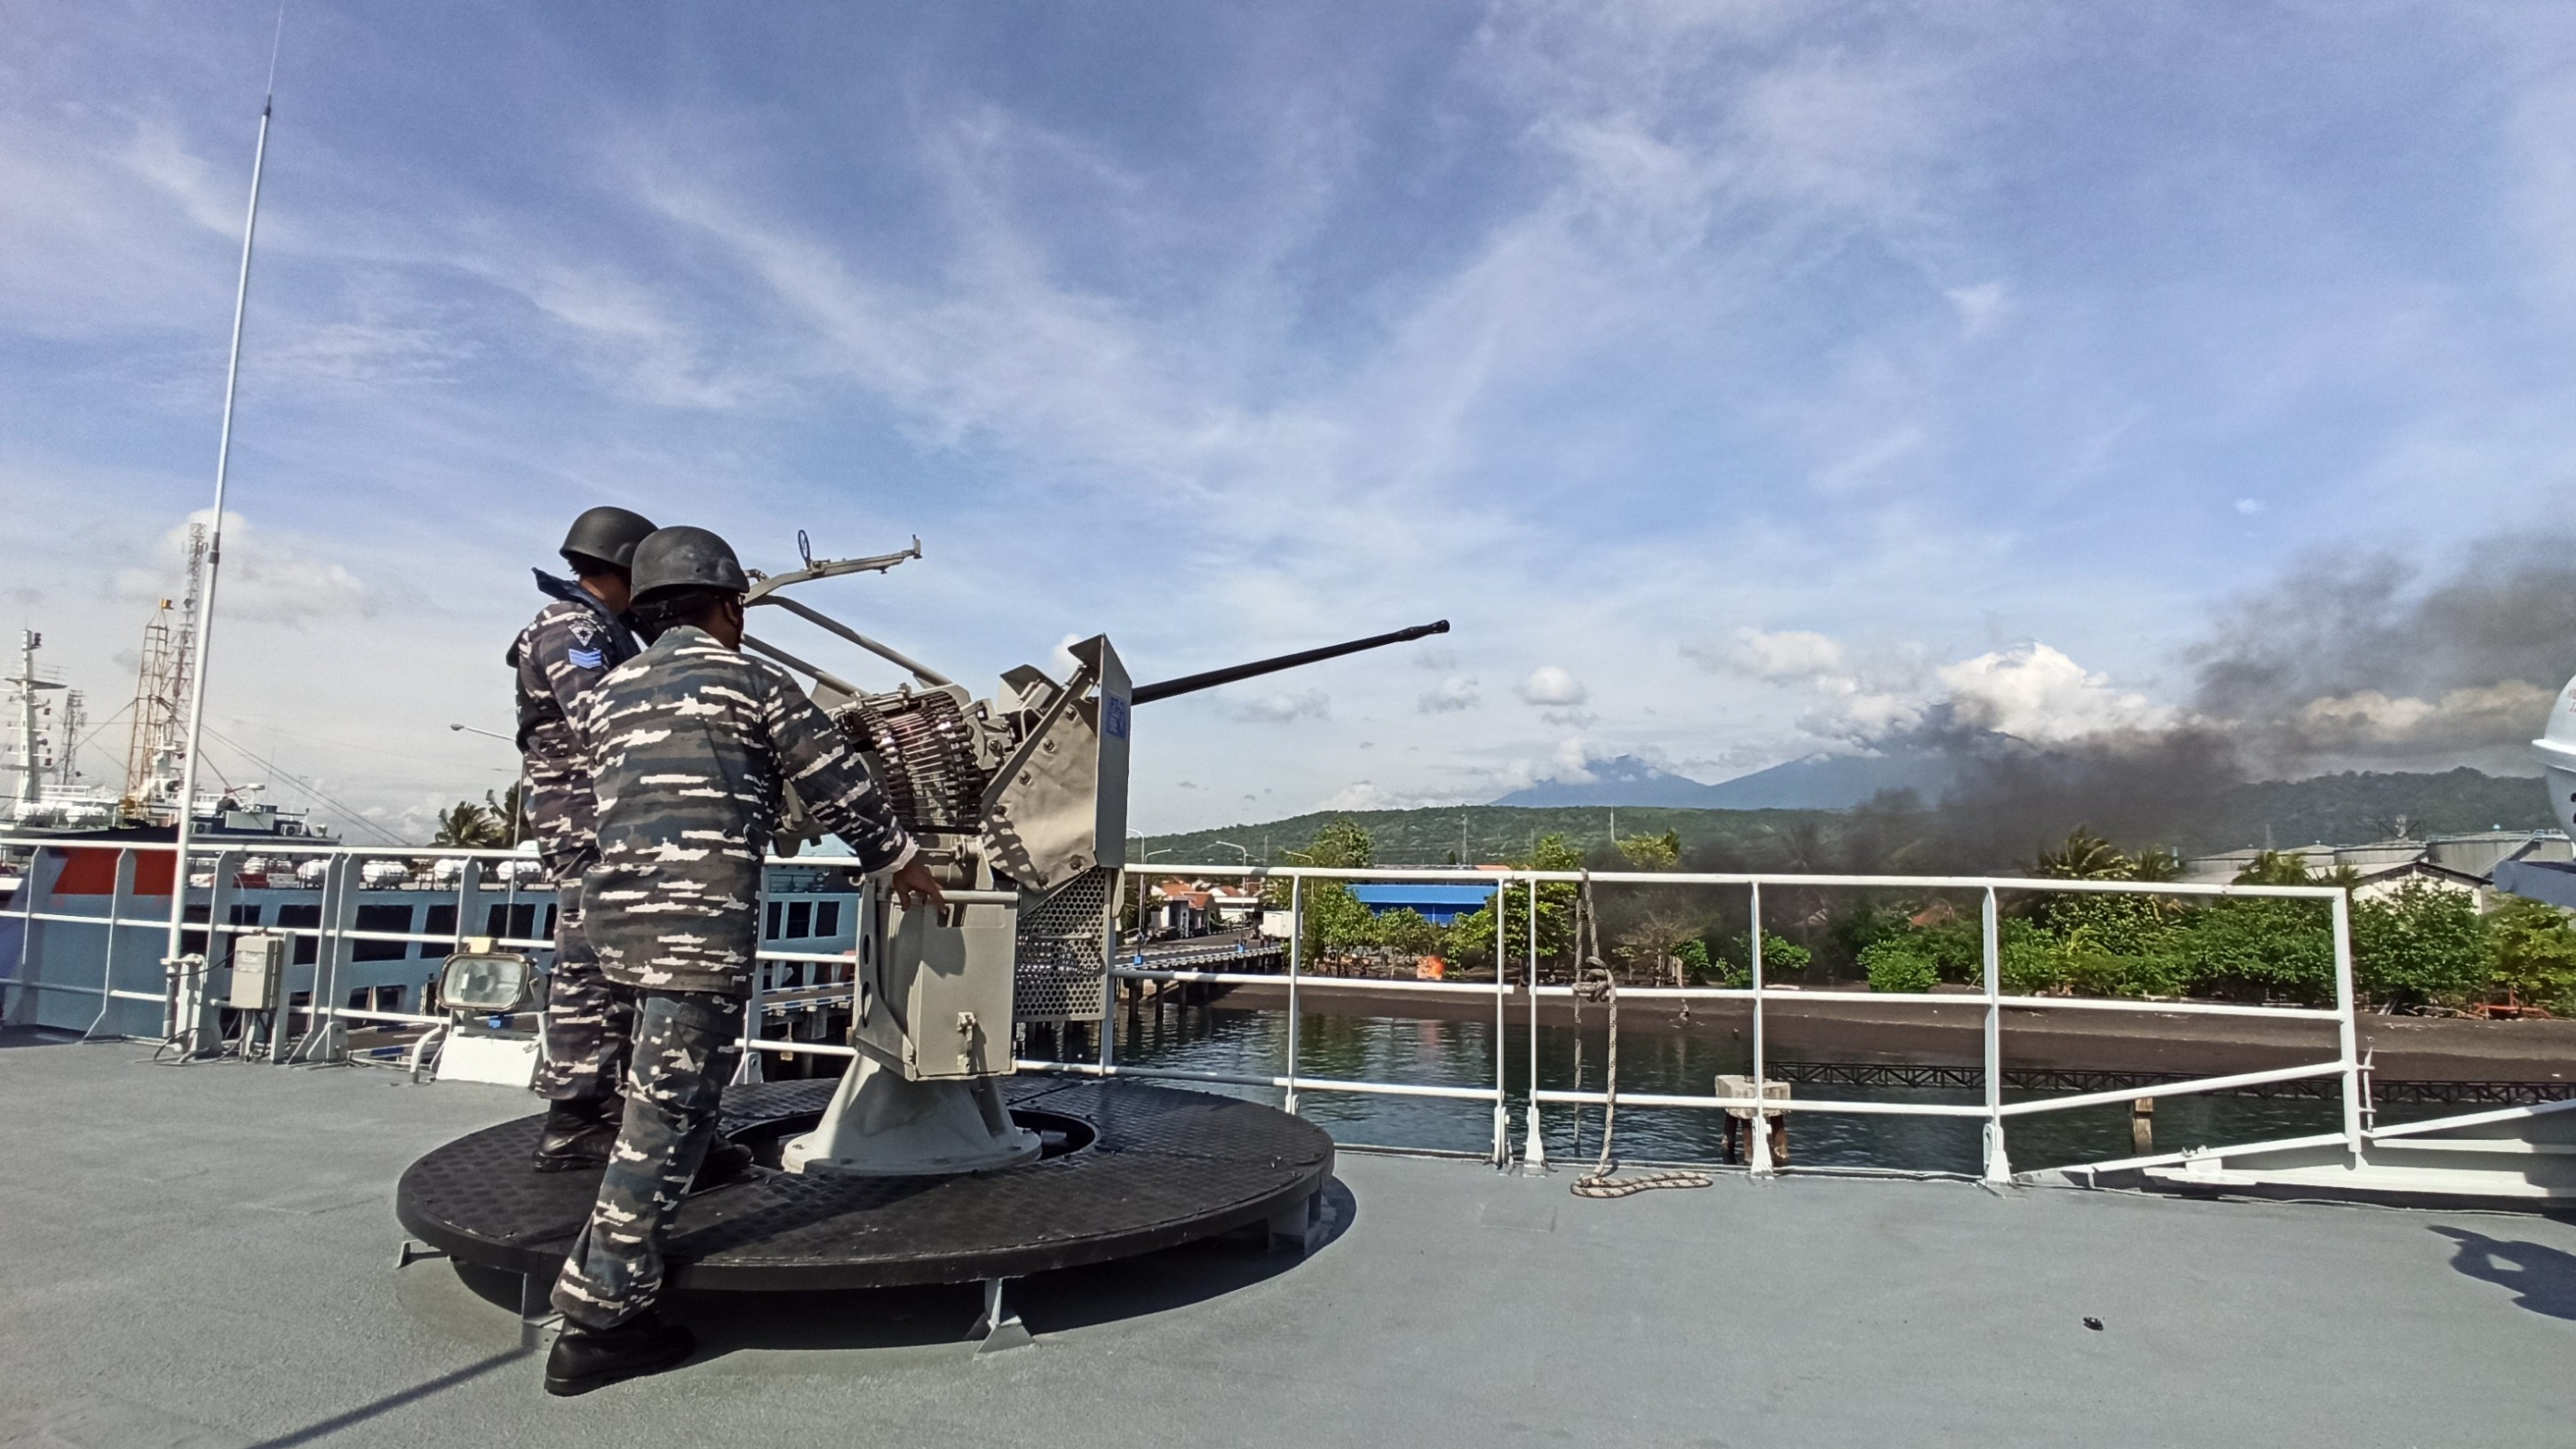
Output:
[560,506,659,574]
[630,526,751,606]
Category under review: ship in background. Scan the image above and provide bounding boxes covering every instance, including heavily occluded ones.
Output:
[3,525,329,843]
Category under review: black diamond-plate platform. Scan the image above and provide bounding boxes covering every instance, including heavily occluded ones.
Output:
[394,1077,1336,1290]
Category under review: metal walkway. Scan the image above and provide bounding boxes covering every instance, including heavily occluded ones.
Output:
[3,1031,2572,1446]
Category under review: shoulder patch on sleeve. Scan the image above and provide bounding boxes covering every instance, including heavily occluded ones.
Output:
[568,647,606,670]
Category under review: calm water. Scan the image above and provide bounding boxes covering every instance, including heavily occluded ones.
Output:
[1104,1001,2449,1174]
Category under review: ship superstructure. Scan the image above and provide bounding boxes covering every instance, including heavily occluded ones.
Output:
[4,630,116,832]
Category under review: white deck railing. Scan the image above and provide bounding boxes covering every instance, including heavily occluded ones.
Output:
[1014,863,2358,1184]
[0,835,2358,1181]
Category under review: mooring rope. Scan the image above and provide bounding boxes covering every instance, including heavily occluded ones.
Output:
[1567,871,1711,1199]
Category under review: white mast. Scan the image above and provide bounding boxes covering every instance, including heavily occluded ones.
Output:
[9,632,63,812]
[163,52,279,991]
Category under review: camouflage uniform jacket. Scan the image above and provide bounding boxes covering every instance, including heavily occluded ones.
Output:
[573,625,917,996]
[507,571,642,885]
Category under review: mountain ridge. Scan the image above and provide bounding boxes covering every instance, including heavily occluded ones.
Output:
[1133,768,2553,867]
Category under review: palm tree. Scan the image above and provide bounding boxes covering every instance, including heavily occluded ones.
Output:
[432,801,505,848]
[484,784,529,847]
[2035,827,2131,880]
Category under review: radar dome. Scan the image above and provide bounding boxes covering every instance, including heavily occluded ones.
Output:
[2532,675,2576,839]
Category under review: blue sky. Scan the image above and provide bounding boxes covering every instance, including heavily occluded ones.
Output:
[5,2,2574,840]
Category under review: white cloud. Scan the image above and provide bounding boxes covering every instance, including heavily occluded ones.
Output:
[2235,498,2265,515]
[1693,626,1845,681]
[113,511,375,625]
[1935,643,2174,742]
[1240,689,1330,723]
[1692,625,2179,752]
[2290,682,2552,755]
[1419,674,1481,713]
[1550,736,1599,782]
[1516,666,1588,706]
[1049,633,1087,680]
[1317,778,1465,812]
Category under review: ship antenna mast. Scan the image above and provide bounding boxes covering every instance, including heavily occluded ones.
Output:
[163,7,285,1015]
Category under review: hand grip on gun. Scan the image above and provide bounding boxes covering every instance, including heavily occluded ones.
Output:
[888,858,946,912]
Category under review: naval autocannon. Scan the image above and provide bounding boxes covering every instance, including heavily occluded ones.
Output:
[395,535,1438,1342]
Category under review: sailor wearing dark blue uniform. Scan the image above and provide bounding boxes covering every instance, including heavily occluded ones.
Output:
[508,505,656,1170]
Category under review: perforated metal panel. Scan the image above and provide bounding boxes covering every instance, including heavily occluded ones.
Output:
[1014,866,1114,1022]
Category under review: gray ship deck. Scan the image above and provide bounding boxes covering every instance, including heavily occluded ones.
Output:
[4,1028,2572,1449]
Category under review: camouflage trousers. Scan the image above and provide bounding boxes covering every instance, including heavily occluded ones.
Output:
[551,989,745,1330]
[534,880,635,1104]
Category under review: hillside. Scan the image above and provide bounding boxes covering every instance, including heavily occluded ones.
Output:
[1133,804,1832,869]
[1133,769,2556,870]
[2200,768,2552,849]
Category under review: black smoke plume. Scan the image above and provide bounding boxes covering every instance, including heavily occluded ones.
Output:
[1706,536,2573,873]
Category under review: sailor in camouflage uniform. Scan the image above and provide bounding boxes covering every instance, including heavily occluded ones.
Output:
[508,506,657,1171]
[545,525,945,1396]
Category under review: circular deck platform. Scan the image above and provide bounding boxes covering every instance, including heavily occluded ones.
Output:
[394,1076,1336,1290]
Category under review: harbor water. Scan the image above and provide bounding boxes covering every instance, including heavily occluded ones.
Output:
[1109,1000,2453,1174]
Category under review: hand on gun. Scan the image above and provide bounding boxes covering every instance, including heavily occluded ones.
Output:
[888,858,946,912]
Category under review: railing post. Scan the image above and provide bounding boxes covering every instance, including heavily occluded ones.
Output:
[1981,886,2009,1184]
[1749,880,1774,1175]
[735,871,767,1086]
[1284,874,1302,1115]
[1490,872,1509,1166]
[2332,888,2363,1168]
[3,845,45,1025]
[159,842,184,1041]
[454,857,485,959]
[80,848,136,1041]
[287,855,353,1064]
[173,848,239,1055]
[1523,875,1546,1168]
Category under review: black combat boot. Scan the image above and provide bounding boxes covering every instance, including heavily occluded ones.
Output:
[688,1135,755,1190]
[531,1097,621,1173]
[544,1311,696,1396]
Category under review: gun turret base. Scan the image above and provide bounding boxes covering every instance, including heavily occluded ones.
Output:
[778,1056,1040,1177]
[394,1078,1339,1299]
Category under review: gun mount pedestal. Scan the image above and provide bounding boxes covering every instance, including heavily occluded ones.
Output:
[779,1058,1039,1176]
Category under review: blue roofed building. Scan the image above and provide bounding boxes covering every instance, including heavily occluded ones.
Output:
[1345,883,1498,925]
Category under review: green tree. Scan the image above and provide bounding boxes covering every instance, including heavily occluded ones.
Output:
[1710,930,1810,987]
[484,784,529,848]
[2130,847,2184,883]
[2489,897,2576,1014]
[1860,934,1939,993]
[432,800,505,848]
[2034,827,2130,880]
[1615,830,1682,872]
[2233,850,2316,887]
[1267,817,1379,968]
[1371,906,1444,960]
[2174,896,2334,1002]
[1446,833,1582,975]
[1826,899,1914,971]
[1305,817,1375,869]
[1301,882,1375,966]
[1856,916,2052,994]
[2349,882,2488,1010]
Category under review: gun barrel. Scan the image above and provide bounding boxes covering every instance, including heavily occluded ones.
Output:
[1130,620,1450,705]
